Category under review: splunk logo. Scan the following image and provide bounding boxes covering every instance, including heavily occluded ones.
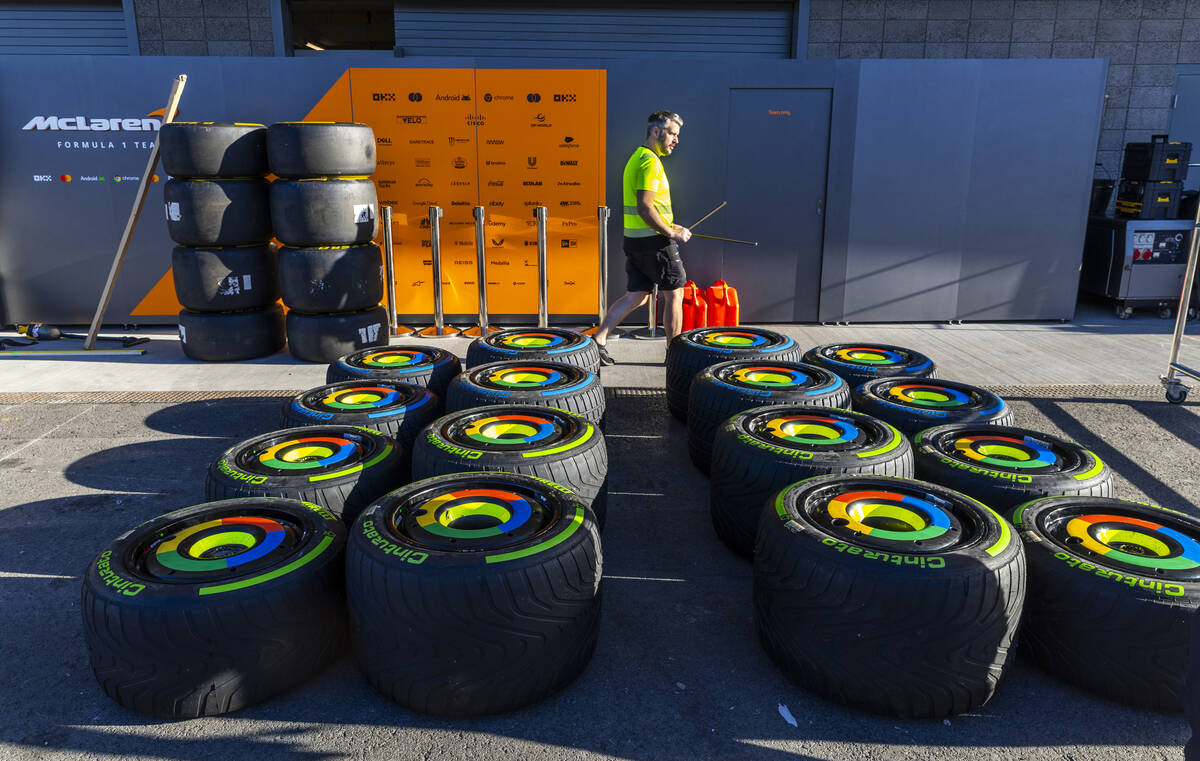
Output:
[23,115,161,131]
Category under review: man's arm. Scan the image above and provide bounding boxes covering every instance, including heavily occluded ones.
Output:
[636,189,691,243]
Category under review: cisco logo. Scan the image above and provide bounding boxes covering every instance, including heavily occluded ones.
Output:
[373,92,396,101]
[554,93,577,102]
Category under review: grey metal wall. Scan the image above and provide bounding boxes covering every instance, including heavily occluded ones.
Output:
[0,1,131,55]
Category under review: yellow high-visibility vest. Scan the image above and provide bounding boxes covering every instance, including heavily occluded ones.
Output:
[622,146,672,238]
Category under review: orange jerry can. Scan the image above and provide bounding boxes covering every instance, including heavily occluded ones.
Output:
[681,280,708,331]
[705,280,739,326]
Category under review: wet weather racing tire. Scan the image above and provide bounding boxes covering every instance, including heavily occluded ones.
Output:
[710,406,913,556]
[446,360,605,425]
[687,360,850,474]
[913,424,1113,514]
[754,474,1025,718]
[665,327,801,423]
[164,178,272,246]
[286,306,388,364]
[281,380,440,459]
[801,343,936,389]
[466,328,600,374]
[852,377,1012,438]
[411,405,608,530]
[159,122,268,178]
[1012,495,1200,711]
[267,122,377,178]
[171,244,279,312]
[277,243,383,313]
[178,304,284,362]
[205,425,407,523]
[80,497,346,718]
[327,345,462,398]
[346,472,601,716]
[270,177,378,246]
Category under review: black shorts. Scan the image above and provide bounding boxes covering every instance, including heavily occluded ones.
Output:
[623,235,687,292]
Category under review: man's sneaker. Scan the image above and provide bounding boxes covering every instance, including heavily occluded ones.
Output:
[596,343,616,366]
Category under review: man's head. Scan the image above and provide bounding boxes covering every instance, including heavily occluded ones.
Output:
[646,110,682,156]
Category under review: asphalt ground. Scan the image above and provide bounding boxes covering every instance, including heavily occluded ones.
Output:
[1,377,1197,760]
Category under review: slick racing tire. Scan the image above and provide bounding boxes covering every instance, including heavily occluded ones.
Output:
[80,497,345,718]
[802,343,935,389]
[687,360,850,474]
[266,122,376,178]
[269,177,378,246]
[446,360,605,425]
[754,474,1025,718]
[164,178,272,247]
[205,425,407,523]
[852,377,1012,438]
[710,405,912,556]
[281,380,440,460]
[159,122,268,178]
[411,406,608,530]
[178,304,284,362]
[277,243,383,313]
[285,306,388,364]
[171,244,279,313]
[1012,495,1200,711]
[346,472,601,716]
[665,327,801,423]
[913,424,1113,514]
[327,345,462,398]
[465,328,600,374]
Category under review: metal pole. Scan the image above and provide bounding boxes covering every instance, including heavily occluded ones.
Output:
[582,206,617,337]
[462,206,497,337]
[417,205,459,338]
[536,206,549,328]
[1164,205,1200,388]
[85,74,187,350]
[631,284,664,339]
[380,206,407,338]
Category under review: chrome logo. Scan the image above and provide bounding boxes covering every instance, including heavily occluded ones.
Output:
[359,349,429,369]
[834,346,905,365]
[463,414,555,446]
[954,434,1056,469]
[728,365,806,387]
[827,489,952,543]
[319,385,417,412]
[414,488,533,539]
[701,331,768,348]
[154,515,285,572]
[886,383,971,407]
[1065,514,1200,571]
[765,414,858,446]
[487,365,564,387]
[499,332,566,349]
[259,436,356,470]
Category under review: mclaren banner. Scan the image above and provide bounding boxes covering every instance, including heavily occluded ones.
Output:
[0,56,605,325]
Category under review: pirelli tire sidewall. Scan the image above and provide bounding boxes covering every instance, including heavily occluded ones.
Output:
[178,304,285,362]
[753,474,1026,718]
[171,244,279,312]
[445,361,606,425]
[270,177,379,247]
[913,424,1114,514]
[164,178,273,247]
[1012,496,1200,711]
[851,377,1013,438]
[345,473,602,716]
[326,345,462,397]
[159,122,269,178]
[277,243,384,313]
[280,380,441,454]
[665,328,802,423]
[80,497,346,718]
[286,306,389,364]
[465,329,601,374]
[266,122,377,178]
[801,343,937,389]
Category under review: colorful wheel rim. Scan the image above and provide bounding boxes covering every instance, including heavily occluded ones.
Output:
[137,508,304,582]
[695,329,773,348]
[302,382,427,417]
[748,410,871,452]
[1040,505,1200,577]
[716,362,832,390]
[832,346,908,366]
[949,432,1063,472]
[885,382,974,408]
[490,330,578,350]
[443,408,581,452]
[804,480,964,552]
[235,429,383,477]
[349,347,437,371]
[390,477,557,551]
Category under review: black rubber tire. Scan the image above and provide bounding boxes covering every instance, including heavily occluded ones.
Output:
[277,243,383,313]
[687,360,851,474]
[327,345,462,398]
[802,343,936,389]
[1012,495,1200,711]
[852,377,1013,438]
[346,471,601,716]
[267,122,377,178]
[913,424,1114,514]
[205,425,407,523]
[465,328,600,373]
[710,405,913,556]
[171,244,279,312]
[281,380,440,463]
[411,405,608,530]
[159,122,268,178]
[270,177,378,246]
[285,306,389,364]
[445,360,605,425]
[80,497,346,718]
[178,304,284,362]
[163,178,272,247]
[665,327,802,423]
[754,474,1025,718]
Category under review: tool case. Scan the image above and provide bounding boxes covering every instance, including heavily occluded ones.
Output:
[1116,179,1183,220]
[1122,135,1192,182]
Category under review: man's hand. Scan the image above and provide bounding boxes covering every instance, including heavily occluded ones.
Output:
[670,224,692,243]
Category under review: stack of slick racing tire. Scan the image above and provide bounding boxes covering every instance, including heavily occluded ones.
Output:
[267,122,386,363]
[160,122,284,361]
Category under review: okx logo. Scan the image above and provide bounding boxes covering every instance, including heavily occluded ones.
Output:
[554,93,577,102]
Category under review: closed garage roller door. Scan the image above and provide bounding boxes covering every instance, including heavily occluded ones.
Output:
[0,1,131,55]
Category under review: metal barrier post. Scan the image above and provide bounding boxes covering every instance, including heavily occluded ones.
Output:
[380,206,412,337]
[462,206,498,337]
[583,205,619,337]
[536,206,549,328]
[417,205,460,338]
[630,284,664,339]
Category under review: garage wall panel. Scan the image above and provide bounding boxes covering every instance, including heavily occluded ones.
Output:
[0,2,130,55]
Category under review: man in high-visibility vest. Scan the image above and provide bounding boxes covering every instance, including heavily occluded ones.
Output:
[592,110,692,365]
